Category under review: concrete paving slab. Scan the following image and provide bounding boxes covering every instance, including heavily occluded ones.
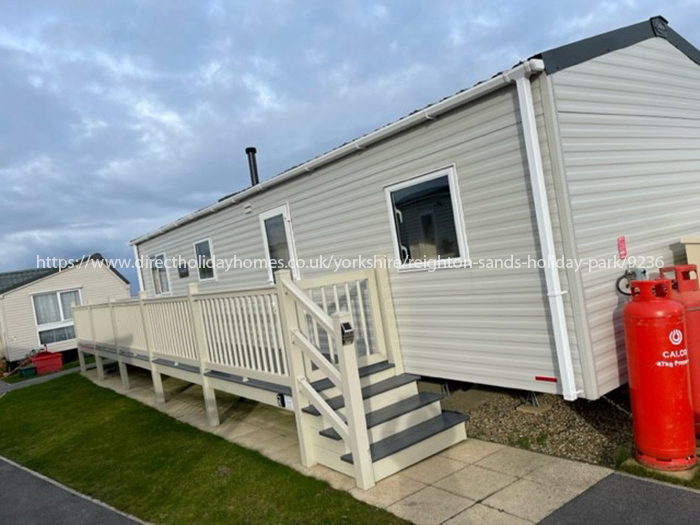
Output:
[524,456,612,494]
[387,486,475,525]
[440,439,504,464]
[0,458,141,525]
[482,478,577,523]
[350,474,426,508]
[475,447,557,478]
[444,503,533,525]
[435,464,517,501]
[400,454,467,485]
[540,473,700,525]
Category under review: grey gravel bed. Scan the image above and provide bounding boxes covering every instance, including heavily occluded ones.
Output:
[420,381,633,467]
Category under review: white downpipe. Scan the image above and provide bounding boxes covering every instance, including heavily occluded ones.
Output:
[512,69,578,401]
[132,244,145,294]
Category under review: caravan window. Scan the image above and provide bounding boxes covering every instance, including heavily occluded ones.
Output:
[193,239,216,281]
[32,289,82,345]
[386,167,468,269]
[151,253,171,295]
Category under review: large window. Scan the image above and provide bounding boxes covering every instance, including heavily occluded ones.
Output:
[260,205,299,282]
[193,239,216,281]
[151,253,171,295]
[386,167,468,269]
[32,290,81,345]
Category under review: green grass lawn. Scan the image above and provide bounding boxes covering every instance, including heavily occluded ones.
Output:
[2,356,95,384]
[0,374,405,524]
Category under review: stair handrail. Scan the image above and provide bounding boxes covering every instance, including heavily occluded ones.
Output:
[276,270,375,489]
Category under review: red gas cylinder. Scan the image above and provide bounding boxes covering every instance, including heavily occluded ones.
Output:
[623,279,696,470]
[660,264,700,443]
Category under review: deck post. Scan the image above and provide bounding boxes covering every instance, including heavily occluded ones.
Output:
[77,346,87,373]
[374,255,404,374]
[335,311,375,490]
[88,302,105,381]
[188,283,220,427]
[109,298,130,391]
[139,292,164,404]
[276,270,316,468]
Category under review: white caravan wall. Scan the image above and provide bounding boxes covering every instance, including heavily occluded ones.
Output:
[138,84,588,396]
[551,37,700,396]
[1,265,129,361]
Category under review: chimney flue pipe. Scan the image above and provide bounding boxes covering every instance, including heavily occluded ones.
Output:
[245,147,259,187]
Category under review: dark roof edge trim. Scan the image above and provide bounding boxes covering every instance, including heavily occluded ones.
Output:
[0,253,130,296]
[540,16,700,74]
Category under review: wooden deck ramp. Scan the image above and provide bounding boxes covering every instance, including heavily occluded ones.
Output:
[72,264,466,489]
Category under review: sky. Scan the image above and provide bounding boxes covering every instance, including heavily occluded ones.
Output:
[1,0,699,293]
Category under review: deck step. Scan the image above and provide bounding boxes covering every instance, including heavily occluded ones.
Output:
[310,361,395,392]
[341,411,469,464]
[319,392,444,440]
[302,373,420,416]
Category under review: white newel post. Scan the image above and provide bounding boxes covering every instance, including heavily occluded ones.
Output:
[88,302,105,381]
[335,311,375,490]
[374,255,404,374]
[109,298,130,390]
[139,292,164,404]
[276,270,316,467]
[188,283,220,427]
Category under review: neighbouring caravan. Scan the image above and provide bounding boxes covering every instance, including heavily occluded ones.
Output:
[130,17,700,402]
[0,254,130,363]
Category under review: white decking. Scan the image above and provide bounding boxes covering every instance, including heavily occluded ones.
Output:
[73,264,467,489]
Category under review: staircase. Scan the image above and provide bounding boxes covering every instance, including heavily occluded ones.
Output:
[276,267,468,489]
[301,360,468,483]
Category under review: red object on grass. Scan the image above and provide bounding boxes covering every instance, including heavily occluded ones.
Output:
[31,351,62,375]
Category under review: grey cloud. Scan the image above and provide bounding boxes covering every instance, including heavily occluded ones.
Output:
[1,0,699,291]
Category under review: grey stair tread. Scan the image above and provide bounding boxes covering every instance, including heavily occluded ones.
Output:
[341,411,469,464]
[152,358,200,374]
[320,392,445,440]
[204,370,292,396]
[310,361,395,392]
[302,373,420,416]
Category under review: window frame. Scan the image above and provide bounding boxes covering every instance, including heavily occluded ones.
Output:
[150,253,171,296]
[384,165,470,272]
[259,203,300,283]
[192,238,217,282]
[31,288,83,346]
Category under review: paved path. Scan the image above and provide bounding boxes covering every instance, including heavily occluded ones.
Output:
[0,458,141,525]
[540,473,700,525]
[0,364,95,395]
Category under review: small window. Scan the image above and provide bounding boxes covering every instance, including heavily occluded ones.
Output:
[32,289,82,345]
[386,167,468,268]
[151,254,170,295]
[260,205,299,282]
[193,239,216,281]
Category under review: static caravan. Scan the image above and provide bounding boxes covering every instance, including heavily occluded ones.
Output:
[128,16,700,403]
[74,16,700,488]
[0,254,130,363]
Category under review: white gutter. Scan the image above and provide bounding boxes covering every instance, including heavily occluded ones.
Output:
[132,244,144,293]
[511,61,578,401]
[131,59,547,246]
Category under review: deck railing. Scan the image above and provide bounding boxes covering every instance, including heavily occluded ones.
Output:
[276,269,375,489]
[72,259,401,489]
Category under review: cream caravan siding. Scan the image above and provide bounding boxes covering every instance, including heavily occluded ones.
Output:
[0,265,129,361]
[551,37,700,396]
[138,83,587,396]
